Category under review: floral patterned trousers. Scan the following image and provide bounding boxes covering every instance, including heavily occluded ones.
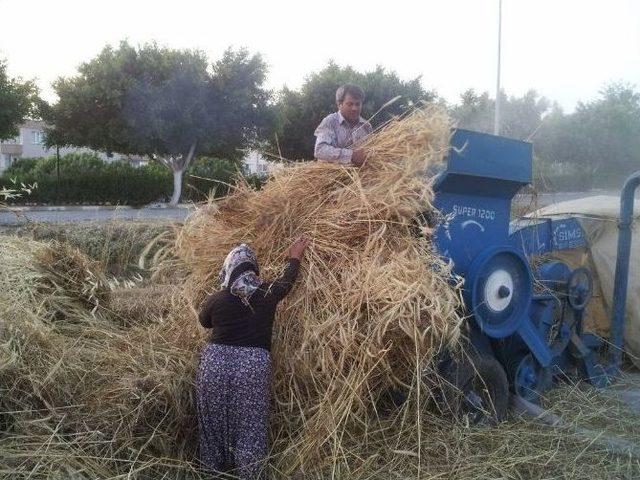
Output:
[196,343,272,479]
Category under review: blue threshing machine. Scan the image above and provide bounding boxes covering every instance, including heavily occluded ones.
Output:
[432,129,640,420]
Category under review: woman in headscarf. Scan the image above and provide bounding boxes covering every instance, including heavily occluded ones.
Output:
[196,235,310,479]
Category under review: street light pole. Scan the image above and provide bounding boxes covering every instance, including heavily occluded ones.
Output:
[56,145,61,203]
[494,0,502,135]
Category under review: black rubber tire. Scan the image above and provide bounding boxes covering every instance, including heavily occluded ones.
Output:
[435,353,509,425]
[464,353,509,424]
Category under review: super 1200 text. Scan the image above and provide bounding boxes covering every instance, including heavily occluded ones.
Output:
[452,205,497,221]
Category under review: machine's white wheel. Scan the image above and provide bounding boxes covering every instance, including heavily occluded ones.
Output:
[484,269,514,312]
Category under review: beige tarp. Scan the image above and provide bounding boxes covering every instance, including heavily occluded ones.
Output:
[531,195,640,366]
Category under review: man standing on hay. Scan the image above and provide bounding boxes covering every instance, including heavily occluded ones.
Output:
[314,84,372,166]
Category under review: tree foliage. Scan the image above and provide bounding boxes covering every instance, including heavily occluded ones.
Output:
[46,41,272,203]
[450,84,640,189]
[272,62,436,160]
[451,88,550,140]
[536,82,640,189]
[41,41,640,195]
[0,60,40,141]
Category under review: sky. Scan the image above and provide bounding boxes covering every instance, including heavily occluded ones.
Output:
[1,0,638,112]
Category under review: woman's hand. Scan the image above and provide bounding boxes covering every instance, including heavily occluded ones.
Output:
[288,234,311,260]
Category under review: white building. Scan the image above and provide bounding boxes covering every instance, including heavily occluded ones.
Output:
[0,120,140,174]
[1,121,281,177]
[242,151,282,177]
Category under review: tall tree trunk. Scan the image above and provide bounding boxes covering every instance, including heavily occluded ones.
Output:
[168,142,197,206]
[170,168,183,206]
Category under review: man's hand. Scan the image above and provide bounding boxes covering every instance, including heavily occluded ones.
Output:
[288,234,311,260]
[351,149,367,167]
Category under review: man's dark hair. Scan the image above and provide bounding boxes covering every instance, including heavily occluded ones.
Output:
[336,84,365,104]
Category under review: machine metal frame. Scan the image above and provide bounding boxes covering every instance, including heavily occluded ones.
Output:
[433,129,639,409]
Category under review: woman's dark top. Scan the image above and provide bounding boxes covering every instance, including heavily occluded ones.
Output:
[198,259,300,351]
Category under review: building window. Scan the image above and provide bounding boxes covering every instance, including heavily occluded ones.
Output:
[33,130,46,145]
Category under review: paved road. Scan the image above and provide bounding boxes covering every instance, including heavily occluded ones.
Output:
[0,206,194,225]
[0,191,620,225]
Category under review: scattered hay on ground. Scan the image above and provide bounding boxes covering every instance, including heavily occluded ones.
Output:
[6,220,180,277]
[0,234,200,478]
[2,106,640,479]
[106,284,181,325]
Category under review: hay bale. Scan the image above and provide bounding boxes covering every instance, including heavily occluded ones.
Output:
[176,106,463,472]
[0,236,110,323]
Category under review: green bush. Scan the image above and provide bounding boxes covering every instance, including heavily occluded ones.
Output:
[0,153,266,205]
[183,157,268,200]
[184,157,241,201]
[245,172,267,191]
[3,157,39,176]
[1,154,172,206]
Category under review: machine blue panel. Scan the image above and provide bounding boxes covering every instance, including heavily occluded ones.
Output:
[434,193,511,274]
[430,128,637,406]
[551,218,588,250]
[448,129,532,184]
[510,217,588,255]
[434,129,534,274]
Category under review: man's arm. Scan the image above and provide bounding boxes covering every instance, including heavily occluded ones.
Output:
[314,117,352,164]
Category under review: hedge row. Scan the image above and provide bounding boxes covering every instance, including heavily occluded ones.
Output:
[0,153,259,206]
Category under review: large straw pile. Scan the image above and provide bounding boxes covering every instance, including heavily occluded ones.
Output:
[3,106,640,478]
[176,106,463,473]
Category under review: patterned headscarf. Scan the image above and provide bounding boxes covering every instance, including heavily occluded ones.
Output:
[218,244,262,305]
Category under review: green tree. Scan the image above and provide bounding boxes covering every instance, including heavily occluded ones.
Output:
[536,82,640,189]
[273,62,435,160]
[451,88,550,140]
[0,60,40,141]
[47,42,272,205]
